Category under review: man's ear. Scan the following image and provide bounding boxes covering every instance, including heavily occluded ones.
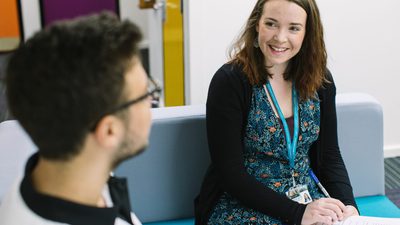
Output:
[93,115,124,149]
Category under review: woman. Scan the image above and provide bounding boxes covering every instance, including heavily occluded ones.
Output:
[194,0,359,224]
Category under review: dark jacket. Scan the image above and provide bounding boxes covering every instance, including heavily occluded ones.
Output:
[194,63,357,225]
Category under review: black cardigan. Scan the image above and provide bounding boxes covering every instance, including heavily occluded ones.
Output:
[194,63,357,225]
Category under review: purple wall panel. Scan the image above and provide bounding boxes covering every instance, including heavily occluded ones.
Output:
[41,0,118,26]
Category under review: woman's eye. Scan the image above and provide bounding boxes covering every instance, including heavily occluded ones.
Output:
[265,22,277,27]
[290,26,301,32]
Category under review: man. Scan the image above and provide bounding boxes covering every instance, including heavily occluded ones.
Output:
[0,13,160,225]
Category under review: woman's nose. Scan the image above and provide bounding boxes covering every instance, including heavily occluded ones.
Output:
[273,29,288,43]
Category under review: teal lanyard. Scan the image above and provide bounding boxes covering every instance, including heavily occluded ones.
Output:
[265,82,299,169]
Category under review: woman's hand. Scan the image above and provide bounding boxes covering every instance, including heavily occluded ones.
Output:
[343,205,359,219]
[301,198,347,225]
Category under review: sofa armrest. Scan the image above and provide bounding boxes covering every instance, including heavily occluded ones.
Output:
[336,93,384,197]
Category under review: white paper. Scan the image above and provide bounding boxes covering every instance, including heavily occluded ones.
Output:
[333,216,400,225]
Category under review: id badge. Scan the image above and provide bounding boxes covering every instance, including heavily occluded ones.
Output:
[285,184,313,204]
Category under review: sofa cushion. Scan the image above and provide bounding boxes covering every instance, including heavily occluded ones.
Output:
[356,195,400,218]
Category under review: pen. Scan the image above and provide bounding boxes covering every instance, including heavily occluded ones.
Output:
[309,170,331,198]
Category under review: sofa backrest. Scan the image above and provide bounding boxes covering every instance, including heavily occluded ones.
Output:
[115,93,384,223]
[115,105,209,222]
[0,121,36,200]
[0,93,384,223]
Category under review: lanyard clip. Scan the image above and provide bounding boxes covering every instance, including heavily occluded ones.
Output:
[292,170,296,187]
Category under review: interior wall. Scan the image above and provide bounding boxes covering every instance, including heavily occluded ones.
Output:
[317,0,400,155]
[184,0,257,104]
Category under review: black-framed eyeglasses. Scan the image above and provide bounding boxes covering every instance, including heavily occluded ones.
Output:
[90,76,162,131]
[107,76,162,114]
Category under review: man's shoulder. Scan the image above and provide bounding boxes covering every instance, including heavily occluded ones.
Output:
[0,182,141,225]
[0,180,66,225]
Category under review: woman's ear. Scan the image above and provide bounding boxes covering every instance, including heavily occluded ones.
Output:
[93,115,125,149]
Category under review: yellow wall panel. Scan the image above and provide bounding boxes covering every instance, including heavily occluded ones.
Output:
[163,0,184,106]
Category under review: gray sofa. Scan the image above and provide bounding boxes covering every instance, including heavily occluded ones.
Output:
[1,93,399,224]
[116,93,389,224]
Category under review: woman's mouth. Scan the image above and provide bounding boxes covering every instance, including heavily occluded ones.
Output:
[269,45,288,53]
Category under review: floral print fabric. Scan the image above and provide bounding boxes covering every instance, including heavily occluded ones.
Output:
[208,85,325,224]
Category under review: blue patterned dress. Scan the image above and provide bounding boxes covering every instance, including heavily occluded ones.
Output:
[208,85,326,224]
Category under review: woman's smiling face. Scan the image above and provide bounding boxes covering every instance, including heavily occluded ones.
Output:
[256,0,307,67]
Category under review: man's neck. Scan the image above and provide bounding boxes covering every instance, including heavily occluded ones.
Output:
[31,155,111,207]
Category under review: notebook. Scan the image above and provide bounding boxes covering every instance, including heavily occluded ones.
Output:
[334,216,400,225]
